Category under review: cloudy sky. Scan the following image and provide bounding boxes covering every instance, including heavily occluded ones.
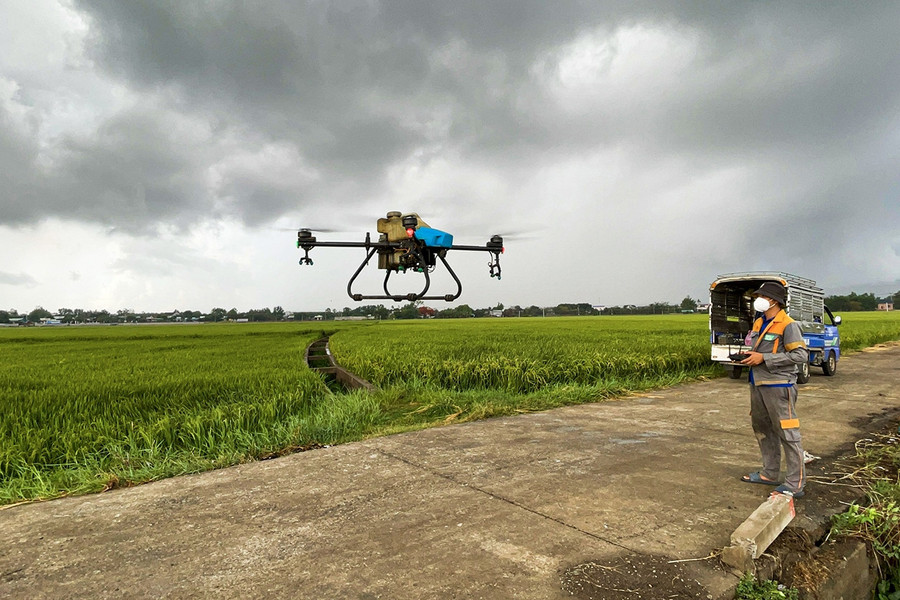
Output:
[2,1,898,313]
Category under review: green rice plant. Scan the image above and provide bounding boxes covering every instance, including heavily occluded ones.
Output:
[0,324,330,504]
[330,312,900,394]
[2,311,897,505]
[330,315,717,394]
[835,311,900,351]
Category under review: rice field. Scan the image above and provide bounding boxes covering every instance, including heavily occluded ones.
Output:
[0,325,333,503]
[835,311,900,351]
[1,311,898,505]
[328,315,716,393]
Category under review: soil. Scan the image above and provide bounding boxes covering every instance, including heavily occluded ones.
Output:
[560,553,716,599]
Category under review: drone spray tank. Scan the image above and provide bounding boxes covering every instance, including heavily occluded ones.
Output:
[376,212,432,271]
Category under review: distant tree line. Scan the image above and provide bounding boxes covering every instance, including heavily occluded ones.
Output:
[3,290,893,325]
[0,306,290,324]
[825,291,900,312]
[0,301,665,324]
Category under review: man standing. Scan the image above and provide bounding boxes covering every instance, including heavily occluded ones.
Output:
[739,282,809,498]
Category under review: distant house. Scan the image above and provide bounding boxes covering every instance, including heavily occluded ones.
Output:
[312,315,324,321]
[697,303,712,313]
[877,299,894,311]
[489,309,503,317]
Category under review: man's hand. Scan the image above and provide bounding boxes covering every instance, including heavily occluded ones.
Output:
[740,351,765,366]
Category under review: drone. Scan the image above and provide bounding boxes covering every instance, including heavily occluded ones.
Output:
[296,211,503,302]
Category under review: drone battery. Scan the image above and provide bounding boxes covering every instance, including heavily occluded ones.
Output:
[414,227,453,248]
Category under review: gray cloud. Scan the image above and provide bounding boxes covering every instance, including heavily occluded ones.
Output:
[63,4,900,188]
[1,1,898,305]
[0,271,38,286]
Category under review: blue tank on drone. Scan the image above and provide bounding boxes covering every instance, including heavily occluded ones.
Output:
[414,227,454,248]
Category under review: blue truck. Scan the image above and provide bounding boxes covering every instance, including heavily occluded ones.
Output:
[708,272,842,384]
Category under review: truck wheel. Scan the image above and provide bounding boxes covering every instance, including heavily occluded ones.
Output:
[797,360,810,384]
[729,366,743,379]
[797,362,809,383]
[822,352,837,376]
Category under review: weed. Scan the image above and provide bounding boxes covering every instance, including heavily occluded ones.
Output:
[735,573,799,599]
[829,431,900,598]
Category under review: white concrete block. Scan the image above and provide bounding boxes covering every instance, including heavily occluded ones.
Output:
[721,493,795,570]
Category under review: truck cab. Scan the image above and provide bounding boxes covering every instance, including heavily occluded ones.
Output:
[802,306,842,378]
[708,272,841,383]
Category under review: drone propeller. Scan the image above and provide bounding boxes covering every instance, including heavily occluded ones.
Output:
[497,232,539,242]
[468,230,541,242]
[275,227,347,233]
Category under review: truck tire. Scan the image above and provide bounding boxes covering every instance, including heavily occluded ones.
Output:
[729,366,743,379]
[797,362,809,383]
[797,360,810,384]
[822,352,837,376]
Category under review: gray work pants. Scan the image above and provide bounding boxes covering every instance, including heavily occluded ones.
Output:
[750,384,805,492]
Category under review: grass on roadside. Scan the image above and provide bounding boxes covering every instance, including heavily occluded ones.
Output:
[735,573,799,599]
[829,430,900,598]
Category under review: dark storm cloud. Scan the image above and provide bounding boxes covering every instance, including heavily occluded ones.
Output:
[77,1,900,159]
[0,101,45,225]
[48,104,212,224]
[3,0,899,254]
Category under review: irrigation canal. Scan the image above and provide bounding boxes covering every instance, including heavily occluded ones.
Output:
[304,335,376,393]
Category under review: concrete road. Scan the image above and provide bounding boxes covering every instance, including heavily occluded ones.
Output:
[2,345,898,599]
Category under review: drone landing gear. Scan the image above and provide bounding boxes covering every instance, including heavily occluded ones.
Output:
[347,250,462,302]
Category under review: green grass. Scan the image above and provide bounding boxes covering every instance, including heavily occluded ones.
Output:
[735,573,799,599]
[828,432,900,598]
[1,311,898,505]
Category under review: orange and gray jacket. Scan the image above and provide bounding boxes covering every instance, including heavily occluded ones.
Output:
[747,310,808,386]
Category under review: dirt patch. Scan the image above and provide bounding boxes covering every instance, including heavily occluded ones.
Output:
[859,340,900,352]
[560,554,712,600]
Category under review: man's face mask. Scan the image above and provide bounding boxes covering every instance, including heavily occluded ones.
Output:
[753,297,772,313]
